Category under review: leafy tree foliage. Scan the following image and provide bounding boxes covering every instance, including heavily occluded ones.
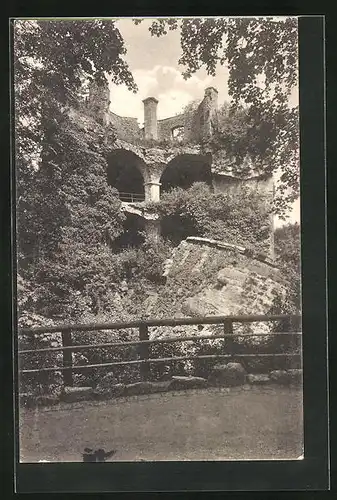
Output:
[14,20,137,324]
[14,18,136,238]
[136,17,299,218]
[274,222,301,313]
[15,19,137,227]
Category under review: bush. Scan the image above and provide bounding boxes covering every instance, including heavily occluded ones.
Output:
[155,182,271,251]
[18,308,63,397]
[71,327,141,386]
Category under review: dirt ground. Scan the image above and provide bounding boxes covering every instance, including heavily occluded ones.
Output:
[19,385,303,462]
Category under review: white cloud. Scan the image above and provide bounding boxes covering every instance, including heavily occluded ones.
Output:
[156,89,194,118]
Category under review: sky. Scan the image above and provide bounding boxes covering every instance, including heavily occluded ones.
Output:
[108,18,300,227]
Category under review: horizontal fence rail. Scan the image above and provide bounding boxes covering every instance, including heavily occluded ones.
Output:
[18,314,302,387]
[19,331,302,355]
[119,192,145,203]
[19,314,301,335]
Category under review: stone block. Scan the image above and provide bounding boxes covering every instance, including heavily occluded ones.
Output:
[247,373,271,385]
[124,381,168,396]
[61,386,94,403]
[93,383,126,399]
[209,362,246,387]
[181,297,210,317]
[168,376,208,391]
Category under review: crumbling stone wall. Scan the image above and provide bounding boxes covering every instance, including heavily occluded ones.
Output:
[87,81,219,145]
[107,112,142,143]
[195,87,219,142]
[157,88,219,144]
[157,114,185,141]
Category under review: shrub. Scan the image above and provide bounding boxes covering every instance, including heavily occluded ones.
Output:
[155,182,270,252]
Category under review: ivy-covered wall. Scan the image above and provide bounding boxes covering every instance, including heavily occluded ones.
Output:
[107,112,142,143]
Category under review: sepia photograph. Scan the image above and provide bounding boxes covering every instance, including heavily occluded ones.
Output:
[14,16,304,464]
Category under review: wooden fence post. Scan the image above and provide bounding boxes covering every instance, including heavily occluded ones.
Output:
[139,323,150,381]
[289,315,302,369]
[223,319,234,354]
[223,319,234,359]
[61,329,73,386]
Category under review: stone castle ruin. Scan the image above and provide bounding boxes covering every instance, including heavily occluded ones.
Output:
[83,79,275,259]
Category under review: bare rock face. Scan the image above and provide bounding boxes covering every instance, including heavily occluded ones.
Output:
[246,373,271,385]
[209,362,246,387]
[217,267,247,286]
[168,376,208,390]
[61,386,94,403]
[163,239,288,324]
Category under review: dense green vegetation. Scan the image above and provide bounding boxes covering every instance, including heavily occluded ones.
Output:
[274,222,301,314]
[154,182,271,253]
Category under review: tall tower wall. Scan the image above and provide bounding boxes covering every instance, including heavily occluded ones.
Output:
[143,97,159,140]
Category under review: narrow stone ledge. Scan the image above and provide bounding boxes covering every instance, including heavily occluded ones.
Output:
[186,236,246,253]
[60,386,94,403]
[247,374,271,385]
[168,376,208,391]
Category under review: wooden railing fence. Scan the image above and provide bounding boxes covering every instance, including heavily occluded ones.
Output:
[119,192,145,203]
[18,314,302,387]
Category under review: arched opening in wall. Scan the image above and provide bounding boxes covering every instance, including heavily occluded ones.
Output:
[109,213,146,252]
[159,154,213,245]
[160,154,213,194]
[107,149,146,203]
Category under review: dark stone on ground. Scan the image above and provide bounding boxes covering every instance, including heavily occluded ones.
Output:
[93,383,126,399]
[61,386,94,403]
[20,393,59,408]
[247,374,271,385]
[124,381,170,396]
[20,393,36,408]
[208,362,246,387]
[36,394,60,406]
[168,376,208,390]
[270,370,292,385]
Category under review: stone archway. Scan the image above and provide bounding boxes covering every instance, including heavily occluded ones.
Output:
[107,149,148,203]
[160,153,213,194]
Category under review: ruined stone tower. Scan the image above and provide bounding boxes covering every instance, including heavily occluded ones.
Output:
[199,87,219,141]
[143,97,159,140]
